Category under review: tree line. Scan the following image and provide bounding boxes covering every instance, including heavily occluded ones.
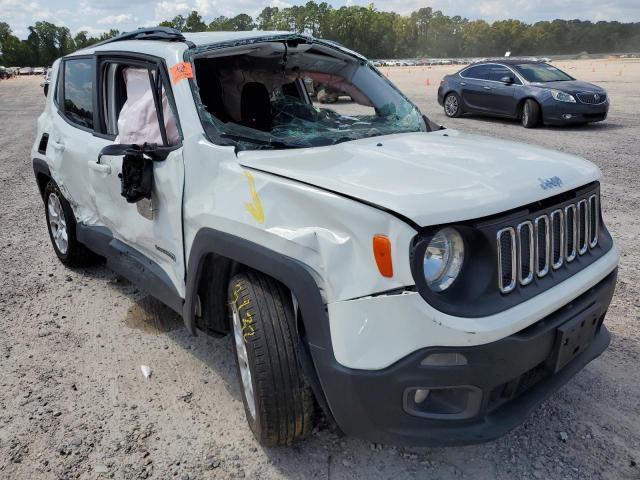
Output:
[2,3,640,66]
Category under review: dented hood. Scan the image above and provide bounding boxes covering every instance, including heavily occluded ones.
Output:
[238,130,600,228]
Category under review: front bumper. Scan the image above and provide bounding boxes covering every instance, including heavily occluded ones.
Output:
[312,269,616,446]
[542,99,609,125]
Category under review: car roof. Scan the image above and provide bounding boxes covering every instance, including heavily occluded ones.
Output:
[66,27,365,63]
[183,31,295,46]
[468,59,546,67]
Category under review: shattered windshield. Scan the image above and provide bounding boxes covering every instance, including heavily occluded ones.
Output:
[188,40,425,150]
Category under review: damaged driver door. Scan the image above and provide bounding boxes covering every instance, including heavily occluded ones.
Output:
[88,56,186,303]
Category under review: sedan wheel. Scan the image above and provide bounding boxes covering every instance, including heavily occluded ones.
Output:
[444,93,462,118]
[521,99,541,128]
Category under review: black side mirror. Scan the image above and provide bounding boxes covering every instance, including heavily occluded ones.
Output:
[43,83,49,97]
[500,76,515,84]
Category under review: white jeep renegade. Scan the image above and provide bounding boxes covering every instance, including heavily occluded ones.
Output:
[32,28,618,446]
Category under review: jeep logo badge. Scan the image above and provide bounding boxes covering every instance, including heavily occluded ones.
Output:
[539,176,564,190]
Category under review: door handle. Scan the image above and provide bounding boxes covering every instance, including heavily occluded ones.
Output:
[51,141,65,152]
[460,82,466,86]
[88,161,111,174]
[483,85,492,90]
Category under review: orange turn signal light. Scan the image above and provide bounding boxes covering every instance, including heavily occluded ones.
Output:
[372,235,393,278]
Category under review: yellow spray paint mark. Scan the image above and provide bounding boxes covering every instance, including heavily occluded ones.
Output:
[231,282,255,343]
[243,171,265,224]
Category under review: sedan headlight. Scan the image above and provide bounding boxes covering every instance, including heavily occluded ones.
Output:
[550,89,576,103]
[423,228,465,292]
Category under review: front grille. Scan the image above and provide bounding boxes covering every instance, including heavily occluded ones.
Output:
[497,192,600,294]
[497,228,516,293]
[576,92,607,104]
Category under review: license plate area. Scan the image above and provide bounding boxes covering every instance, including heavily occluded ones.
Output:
[547,306,601,373]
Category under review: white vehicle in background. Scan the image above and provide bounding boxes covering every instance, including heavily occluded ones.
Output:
[40,69,52,95]
[19,67,33,75]
[31,28,618,447]
[33,67,46,75]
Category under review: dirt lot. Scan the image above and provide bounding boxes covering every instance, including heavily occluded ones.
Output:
[1,59,639,480]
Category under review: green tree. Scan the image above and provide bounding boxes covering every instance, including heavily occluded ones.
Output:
[0,22,22,65]
[160,15,186,31]
[4,4,640,66]
[184,11,206,32]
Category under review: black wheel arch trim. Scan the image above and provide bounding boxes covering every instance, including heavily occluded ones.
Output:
[184,227,338,427]
[33,157,52,200]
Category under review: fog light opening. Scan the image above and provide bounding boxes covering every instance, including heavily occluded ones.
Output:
[404,386,482,420]
[562,113,574,120]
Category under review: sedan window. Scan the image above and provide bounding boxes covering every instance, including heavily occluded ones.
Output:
[461,64,492,80]
[514,63,574,82]
[488,66,521,84]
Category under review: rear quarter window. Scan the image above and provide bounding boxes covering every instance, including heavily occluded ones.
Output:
[63,58,94,129]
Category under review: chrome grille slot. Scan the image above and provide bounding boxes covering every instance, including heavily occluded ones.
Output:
[550,209,564,269]
[517,221,534,286]
[495,189,602,294]
[497,227,516,294]
[589,194,599,248]
[577,199,589,255]
[565,204,577,262]
[535,215,550,278]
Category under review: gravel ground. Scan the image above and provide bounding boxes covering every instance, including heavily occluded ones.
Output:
[1,59,639,480]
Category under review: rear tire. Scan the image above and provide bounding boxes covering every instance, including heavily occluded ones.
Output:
[228,271,315,446]
[443,92,462,118]
[43,180,98,267]
[521,99,540,128]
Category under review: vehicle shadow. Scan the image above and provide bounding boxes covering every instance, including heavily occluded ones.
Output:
[460,114,625,132]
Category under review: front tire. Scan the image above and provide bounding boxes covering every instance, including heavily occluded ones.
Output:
[443,92,462,118]
[43,180,97,267]
[521,99,540,128]
[228,271,315,446]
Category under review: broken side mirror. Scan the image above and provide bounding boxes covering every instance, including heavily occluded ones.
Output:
[98,144,154,204]
[97,143,173,203]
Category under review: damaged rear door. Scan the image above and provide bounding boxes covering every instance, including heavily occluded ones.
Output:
[89,53,186,300]
[48,56,101,223]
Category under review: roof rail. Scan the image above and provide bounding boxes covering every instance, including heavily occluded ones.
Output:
[90,27,187,48]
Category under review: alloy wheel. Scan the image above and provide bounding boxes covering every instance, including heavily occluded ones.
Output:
[445,95,459,116]
[232,303,256,419]
[47,193,68,254]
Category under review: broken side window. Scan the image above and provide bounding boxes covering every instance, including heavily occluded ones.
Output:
[100,63,179,146]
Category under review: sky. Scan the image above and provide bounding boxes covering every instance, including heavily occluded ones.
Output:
[2,0,640,39]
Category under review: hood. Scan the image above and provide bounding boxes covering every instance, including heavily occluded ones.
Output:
[530,80,606,95]
[237,130,600,228]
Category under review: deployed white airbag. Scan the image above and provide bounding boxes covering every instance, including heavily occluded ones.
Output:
[116,68,179,145]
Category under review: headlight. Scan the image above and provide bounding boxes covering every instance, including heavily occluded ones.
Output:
[550,89,576,103]
[423,228,465,292]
